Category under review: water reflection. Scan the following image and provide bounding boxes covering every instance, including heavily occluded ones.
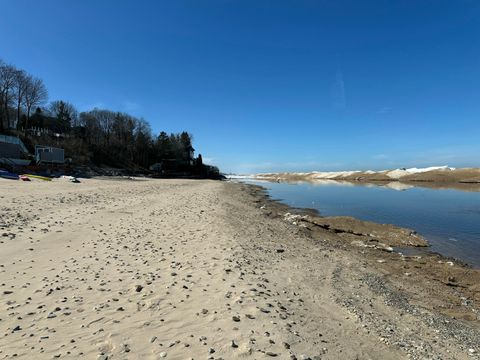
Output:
[253,178,480,192]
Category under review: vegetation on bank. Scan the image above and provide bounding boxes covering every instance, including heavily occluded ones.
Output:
[0,58,220,177]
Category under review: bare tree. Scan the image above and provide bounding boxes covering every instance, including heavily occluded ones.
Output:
[134,117,152,138]
[133,118,153,167]
[0,59,4,131]
[13,69,28,130]
[23,76,48,129]
[87,108,115,146]
[79,111,102,145]
[0,62,17,130]
[0,59,5,131]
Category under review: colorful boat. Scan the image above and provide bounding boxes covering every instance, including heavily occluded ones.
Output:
[22,174,52,181]
[0,170,19,180]
[19,175,31,181]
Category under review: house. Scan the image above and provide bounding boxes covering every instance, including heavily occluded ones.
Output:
[35,145,64,164]
[149,163,163,172]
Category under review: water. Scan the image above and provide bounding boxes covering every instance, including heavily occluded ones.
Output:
[240,179,480,267]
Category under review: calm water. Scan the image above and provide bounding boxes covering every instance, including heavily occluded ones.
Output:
[241,179,480,267]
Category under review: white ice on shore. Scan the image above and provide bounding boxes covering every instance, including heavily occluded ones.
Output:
[385,166,455,179]
[226,174,256,179]
[310,170,362,179]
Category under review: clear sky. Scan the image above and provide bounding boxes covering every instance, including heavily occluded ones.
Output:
[1,0,479,173]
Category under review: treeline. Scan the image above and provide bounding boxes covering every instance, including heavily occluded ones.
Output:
[0,59,217,176]
[0,59,47,131]
[77,109,195,170]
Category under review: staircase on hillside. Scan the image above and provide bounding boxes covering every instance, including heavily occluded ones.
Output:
[0,134,32,169]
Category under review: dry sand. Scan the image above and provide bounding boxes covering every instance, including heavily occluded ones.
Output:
[0,178,479,359]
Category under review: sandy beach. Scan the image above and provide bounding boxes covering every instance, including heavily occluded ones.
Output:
[0,178,479,359]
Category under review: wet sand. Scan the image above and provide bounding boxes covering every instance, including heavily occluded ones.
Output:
[0,178,479,359]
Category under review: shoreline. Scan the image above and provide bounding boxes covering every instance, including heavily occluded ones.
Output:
[237,180,477,267]
[230,180,480,355]
[0,178,478,359]
[234,181,480,316]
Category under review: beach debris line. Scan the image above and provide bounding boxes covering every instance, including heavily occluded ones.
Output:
[59,175,80,183]
[280,211,427,248]
[0,172,81,183]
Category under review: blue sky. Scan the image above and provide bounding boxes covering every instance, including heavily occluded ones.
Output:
[1,0,479,173]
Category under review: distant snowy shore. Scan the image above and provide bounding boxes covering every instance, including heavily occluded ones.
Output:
[228,166,480,184]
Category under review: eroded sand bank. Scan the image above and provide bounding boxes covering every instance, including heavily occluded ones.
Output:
[0,178,478,359]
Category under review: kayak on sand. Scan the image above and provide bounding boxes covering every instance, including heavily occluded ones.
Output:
[22,174,52,181]
[0,169,19,180]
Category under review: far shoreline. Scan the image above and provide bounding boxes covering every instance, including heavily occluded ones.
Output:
[246,166,480,191]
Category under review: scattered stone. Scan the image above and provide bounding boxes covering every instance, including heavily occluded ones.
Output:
[232,315,241,322]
